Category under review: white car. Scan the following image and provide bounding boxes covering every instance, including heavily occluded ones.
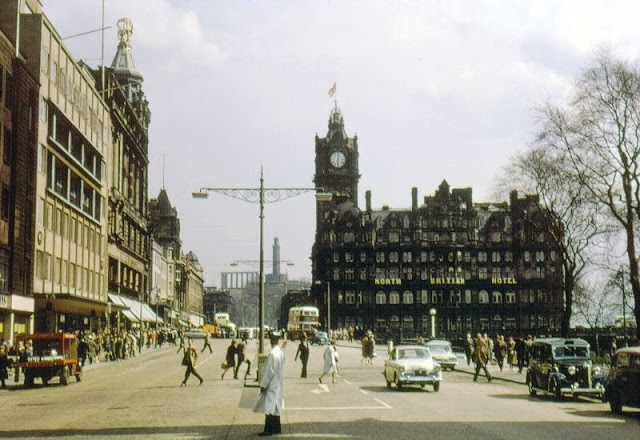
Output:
[383,344,442,392]
[183,329,207,339]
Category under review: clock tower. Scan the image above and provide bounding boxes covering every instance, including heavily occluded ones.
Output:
[314,103,360,210]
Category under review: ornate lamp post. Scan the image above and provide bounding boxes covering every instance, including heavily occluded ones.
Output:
[193,168,331,355]
[429,308,437,339]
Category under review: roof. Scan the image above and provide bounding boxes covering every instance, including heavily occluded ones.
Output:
[615,346,640,354]
[533,337,590,346]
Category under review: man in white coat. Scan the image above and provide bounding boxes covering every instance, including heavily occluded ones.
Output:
[254,332,285,436]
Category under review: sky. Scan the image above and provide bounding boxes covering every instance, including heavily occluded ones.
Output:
[41,0,640,287]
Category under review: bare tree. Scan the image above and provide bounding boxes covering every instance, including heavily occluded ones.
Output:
[534,50,640,338]
[573,278,619,355]
[498,145,606,337]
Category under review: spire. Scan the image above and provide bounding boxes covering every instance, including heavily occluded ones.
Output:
[327,102,347,140]
[111,18,143,83]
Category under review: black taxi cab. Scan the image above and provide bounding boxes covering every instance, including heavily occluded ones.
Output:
[603,345,640,414]
[526,337,606,400]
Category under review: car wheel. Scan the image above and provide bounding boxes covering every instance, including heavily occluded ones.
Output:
[395,375,402,391]
[527,372,537,397]
[609,389,623,415]
[24,371,34,388]
[450,366,455,371]
[550,377,562,400]
[433,381,440,392]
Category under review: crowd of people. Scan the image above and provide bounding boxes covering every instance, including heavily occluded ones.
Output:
[464,332,537,381]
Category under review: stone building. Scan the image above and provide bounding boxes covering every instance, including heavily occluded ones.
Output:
[312,104,564,342]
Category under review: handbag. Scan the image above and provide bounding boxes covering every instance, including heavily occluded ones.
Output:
[221,361,227,369]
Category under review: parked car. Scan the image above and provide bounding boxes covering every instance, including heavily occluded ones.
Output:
[423,339,458,371]
[311,331,329,345]
[183,328,208,339]
[603,345,640,414]
[14,333,82,387]
[383,344,442,392]
[526,338,606,400]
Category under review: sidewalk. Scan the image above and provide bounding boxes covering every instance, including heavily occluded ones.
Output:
[453,355,527,385]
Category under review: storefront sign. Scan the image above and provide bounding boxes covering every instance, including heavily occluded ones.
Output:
[0,294,7,306]
[374,278,402,285]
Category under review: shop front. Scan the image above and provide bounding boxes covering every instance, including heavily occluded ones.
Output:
[34,294,110,334]
[0,293,35,341]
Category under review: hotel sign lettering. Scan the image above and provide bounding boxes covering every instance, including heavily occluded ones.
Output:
[374,278,402,286]
[429,277,465,285]
[491,277,517,285]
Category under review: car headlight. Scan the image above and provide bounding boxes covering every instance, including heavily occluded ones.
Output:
[567,366,576,375]
[399,366,405,373]
[593,365,602,375]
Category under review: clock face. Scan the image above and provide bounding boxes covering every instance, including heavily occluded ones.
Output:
[330,151,346,168]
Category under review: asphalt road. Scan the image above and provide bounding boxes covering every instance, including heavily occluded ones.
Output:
[1,338,638,440]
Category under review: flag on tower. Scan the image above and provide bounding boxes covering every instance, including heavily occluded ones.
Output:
[328,82,336,98]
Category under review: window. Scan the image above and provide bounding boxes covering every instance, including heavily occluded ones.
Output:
[375,291,386,304]
[524,251,531,262]
[492,291,502,303]
[478,251,487,262]
[506,291,516,304]
[420,290,428,304]
[389,291,400,304]
[402,251,412,263]
[1,185,9,221]
[3,126,12,165]
[333,251,339,263]
[389,252,398,263]
[403,291,413,304]
[479,290,489,304]
[536,251,545,262]
[479,267,488,279]
[491,251,501,263]
[345,252,354,263]
[389,232,399,243]
[360,252,367,263]
[376,252,385,263]
[345,291,356,304]
[465,289,472,304]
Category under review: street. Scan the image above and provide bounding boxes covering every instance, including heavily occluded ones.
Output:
[1,338,638,440]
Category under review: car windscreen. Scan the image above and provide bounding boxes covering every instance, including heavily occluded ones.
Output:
[427,344,450,353]
[553,345,589,358]
[398,348,431,360]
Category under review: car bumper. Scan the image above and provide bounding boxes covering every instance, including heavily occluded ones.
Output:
[398,373,441,385]
[560,382,605,396]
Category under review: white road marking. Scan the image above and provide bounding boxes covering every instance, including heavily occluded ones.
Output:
[311,384,330,394]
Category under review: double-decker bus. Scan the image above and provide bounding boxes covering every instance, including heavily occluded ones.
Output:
[287,306,320,340]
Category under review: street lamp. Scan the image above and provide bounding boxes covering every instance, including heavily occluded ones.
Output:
[429,308,437,339]
[193,168,331,355]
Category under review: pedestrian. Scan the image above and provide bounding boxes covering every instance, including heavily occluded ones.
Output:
[221,339,237,380]
[234,337,251,379]
[494,335,507,372]
[366,332,376,365]
[507,336,516,371]
[515,336,526,373]
[472,333,492,383]
[360,333,369,363]
[0,344,10,390]
[176,331,186,354]
[319,338,338,384]
[180,339,203,387]
[294,334,310,378]
[201,331,213,353]
[464,333,474,366]
[253,332,285,436]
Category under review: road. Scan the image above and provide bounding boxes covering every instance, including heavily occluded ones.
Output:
[1,338,638,439]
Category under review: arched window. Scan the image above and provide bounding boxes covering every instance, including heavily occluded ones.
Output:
[389,291,400,304]
[479,290,489,304]
[389,315,400,328]
[492,291,502,303]
[402,290,414,304]
[375,291,386,304]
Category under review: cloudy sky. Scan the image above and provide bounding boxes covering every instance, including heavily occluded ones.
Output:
[42,0,640,286]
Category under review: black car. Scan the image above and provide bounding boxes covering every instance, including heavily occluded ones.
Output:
[603,346,640,414]
[526,338,606,400]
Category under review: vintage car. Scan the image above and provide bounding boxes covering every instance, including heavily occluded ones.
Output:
[14,333,82,387]
[383,344,442,391]
[311,331,330,345]
[423,339,458,371]
[603,345,640,414]
[183,328,208,339]
[526,338,606,400]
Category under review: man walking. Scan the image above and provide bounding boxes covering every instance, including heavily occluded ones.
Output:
[473,333,492,383]
[294,334,310,378]
[180,340,203,387]
[201,331,213,353]
[253,333,285,436]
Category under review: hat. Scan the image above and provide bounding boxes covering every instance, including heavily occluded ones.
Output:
[269,332,282,343]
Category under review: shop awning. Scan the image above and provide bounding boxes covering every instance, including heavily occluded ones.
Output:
[108,293,163,324]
